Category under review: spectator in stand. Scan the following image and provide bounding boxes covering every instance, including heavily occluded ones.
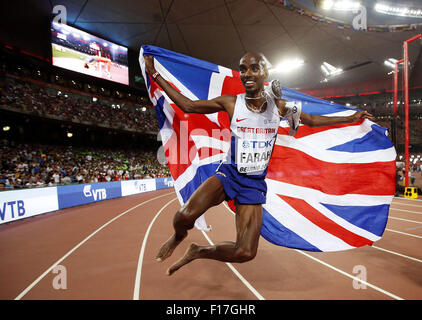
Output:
[0,139,171,190]
[1,77,159,133]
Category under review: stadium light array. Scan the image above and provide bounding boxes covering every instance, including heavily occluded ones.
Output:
[384,58,398,69]
[270,58,305,74]
[321,0,361,11]
[321,62,343,77]
[375,2,422,18]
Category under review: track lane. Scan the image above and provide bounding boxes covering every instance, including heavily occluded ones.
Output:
[216,206,402,300]
[0,189,173,299]
[138,203,259,300]
[1,192,421,300]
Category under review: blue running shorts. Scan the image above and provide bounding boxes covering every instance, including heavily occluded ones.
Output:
[214,163,267,205]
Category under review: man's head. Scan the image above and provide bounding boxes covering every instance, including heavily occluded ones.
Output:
[239,52,269,96]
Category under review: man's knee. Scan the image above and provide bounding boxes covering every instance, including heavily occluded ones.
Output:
[174,205,197,230]
[234,247,257,263]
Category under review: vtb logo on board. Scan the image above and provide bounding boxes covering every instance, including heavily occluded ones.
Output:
[83,185,107,201]
[0,200,25,221]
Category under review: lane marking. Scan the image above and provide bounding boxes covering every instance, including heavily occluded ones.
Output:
[294,250,404,300]
[372,246,422,263]
[14,191,174,300]
[394,197,422,202]
[133,197,178,300]
[221,202,266,300]
[390,208,422,215]
[389,216,422,224]
[222,202,412,299]
[385,228,422,239]
[391,203,422,208]
[201,230,265,300]
[222,202,411,300]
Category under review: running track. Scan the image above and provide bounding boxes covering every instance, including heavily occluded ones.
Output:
[0,188,421,300]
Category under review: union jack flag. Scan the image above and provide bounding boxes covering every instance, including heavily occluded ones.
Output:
[139,45,396,252]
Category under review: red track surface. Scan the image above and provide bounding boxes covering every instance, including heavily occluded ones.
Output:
[0,188,421,300]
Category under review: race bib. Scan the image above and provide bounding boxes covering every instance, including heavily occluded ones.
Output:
[236,137,275,174]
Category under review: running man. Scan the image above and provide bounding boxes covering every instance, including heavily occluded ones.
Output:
[84,55,112,78]
[144,52,374,276]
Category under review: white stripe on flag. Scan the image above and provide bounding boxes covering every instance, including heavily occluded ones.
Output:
[263,191,354,252]
[295,121,374,149]
[190,135,230,153]
[275,135,396,163]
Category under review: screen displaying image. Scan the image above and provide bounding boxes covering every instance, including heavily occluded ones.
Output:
[51,21,129,85]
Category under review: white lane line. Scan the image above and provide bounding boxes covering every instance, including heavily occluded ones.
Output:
[201,230,265,300]
[385,228,422,239]
[221,202,266,300]
[388,216,422,224]
[389,216,422,224]
[372,246,422,263]
[390,208,422,215]
[222,202,409,299]
[133,197,178,300]
[294,250,404,300]
[391,202,422,208]
[394,197,422,202]
[14,191,174,300]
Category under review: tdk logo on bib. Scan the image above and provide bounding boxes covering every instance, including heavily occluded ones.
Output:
[237,138,275,174]
[242,140,273,149]
[83,185,107,201]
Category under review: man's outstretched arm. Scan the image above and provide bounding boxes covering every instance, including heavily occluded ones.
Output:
[144,55,232,114]
[300,110,375,127]
[275,99,374,128]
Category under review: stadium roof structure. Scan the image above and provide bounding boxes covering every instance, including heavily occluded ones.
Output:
[2,0,422,97]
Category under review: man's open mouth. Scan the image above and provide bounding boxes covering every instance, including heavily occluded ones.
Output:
[244,80,256,88]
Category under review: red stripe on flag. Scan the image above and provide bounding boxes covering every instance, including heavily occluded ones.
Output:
[161,101,231,181]
[267,146,395,196]
[279,195,373,248]
[221,74,245,96]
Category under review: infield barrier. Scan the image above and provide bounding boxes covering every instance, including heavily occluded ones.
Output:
[0,177,174,225]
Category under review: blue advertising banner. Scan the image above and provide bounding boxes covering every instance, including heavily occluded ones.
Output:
[57,181,122,209]
[155,177,174,190]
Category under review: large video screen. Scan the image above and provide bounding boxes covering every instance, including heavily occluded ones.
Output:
[51,21,129,85]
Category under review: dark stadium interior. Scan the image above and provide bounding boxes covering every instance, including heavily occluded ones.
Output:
[0,0,421,191]
[1,0,422,306]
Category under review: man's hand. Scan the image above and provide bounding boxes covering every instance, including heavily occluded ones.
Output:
[350,111,375,122]
[144,55,156,75]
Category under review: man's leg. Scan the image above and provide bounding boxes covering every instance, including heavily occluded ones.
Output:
[167,203,263,275]
[156,176,226,262]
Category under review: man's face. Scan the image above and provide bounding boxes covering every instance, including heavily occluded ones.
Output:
[239,53,268,96]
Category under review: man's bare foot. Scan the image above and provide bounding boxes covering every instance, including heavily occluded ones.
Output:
[156,234,186,262]
[167,243,199,276]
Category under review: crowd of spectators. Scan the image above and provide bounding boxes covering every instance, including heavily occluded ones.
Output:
[0,139,170,190]
[1,77,159,133]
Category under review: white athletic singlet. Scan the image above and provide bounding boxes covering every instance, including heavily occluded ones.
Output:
[225,93,281,177]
